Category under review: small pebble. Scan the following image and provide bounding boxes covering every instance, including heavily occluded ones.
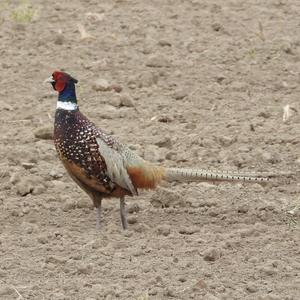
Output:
[110,84,122,93]
[258,111,271,119]
[237,204,249,213]
[10,173,20,185]
[163,288,176,297]
[37,235,48,244]
[208,209,218,217]
[119,93,134,107]
[149,288,159,296]
[77,263,93,275]
[34,126,53,140]
[157,114,173,123]
[134,72,158,87]
[16,180,33,196]
[146,54,171,68]
[216,135,237,147]
[172,89,188,100]
[49,169,63,179]
[158,40,172,47]
[211,22,223,31]
[127,203,140,214]
[165,151,177,161]
[54,30,64,45]
[46,255,66,265]
[32,185,46,195]
[155,137,172,148]
[150,187,183,208]
[261,152,281,164]
[195,279,207,289]
[127,216,137,224]
[63,198,77,211]
[179,226,198,235]
[178,276,186,282]
[134,224,149,233]
[3,103,13,111]
[216,74,226,83]
[282,41,294,54]
[246,283,258,293]
[240,228,256,238]
[260,266,277,276]
[203,248,221,262]
[21,162,35,169]
[92,78,111,91]
[156,225,171,236]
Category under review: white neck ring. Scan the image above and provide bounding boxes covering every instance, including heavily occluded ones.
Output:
[57,101,78,111]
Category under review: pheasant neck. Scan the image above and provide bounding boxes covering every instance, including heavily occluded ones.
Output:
[57,101,78,111]
[57,82,78,111]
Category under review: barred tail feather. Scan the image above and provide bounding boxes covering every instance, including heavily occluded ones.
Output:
[164,167,270,183]
[127,163,271,191]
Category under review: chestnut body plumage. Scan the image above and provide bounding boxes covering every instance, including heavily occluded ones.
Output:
[54,109,118,195]
[46,71,271,230]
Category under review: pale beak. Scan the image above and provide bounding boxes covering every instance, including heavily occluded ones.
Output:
[44,76,55,84]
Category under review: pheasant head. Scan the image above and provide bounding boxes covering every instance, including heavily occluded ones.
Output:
[45,71,78,110]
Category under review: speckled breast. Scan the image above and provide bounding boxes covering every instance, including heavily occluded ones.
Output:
[54,109,113,185]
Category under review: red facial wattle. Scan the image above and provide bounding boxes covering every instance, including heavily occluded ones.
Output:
[54,80,66,92]
[51,71,78,92]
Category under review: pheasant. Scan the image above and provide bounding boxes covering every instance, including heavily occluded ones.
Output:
[45,70,270,230]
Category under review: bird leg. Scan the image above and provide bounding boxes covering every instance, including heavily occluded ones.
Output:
[120,197,128,230]
[96,199,102,230]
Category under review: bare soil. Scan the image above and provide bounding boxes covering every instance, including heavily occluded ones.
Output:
[1,0,300,299]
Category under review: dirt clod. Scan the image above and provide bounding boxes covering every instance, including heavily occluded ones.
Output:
[34,126,53,140]
[203,248,222,262]
[127,216,138,224]
[146,54,171,68]
[119,93,135,107]
[77,263,93,275]
[92,79,111,91]
[156,224,171,236]
[150,187,183,208]
[16,179,34,196]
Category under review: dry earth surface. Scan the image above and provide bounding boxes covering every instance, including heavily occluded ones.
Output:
[0,0,300,299]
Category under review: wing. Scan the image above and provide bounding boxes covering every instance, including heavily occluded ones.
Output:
[96,137,138,196]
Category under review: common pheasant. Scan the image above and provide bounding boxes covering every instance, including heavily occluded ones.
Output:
[45,71,270,230]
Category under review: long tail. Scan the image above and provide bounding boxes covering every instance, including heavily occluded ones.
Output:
[164,167,270,183]
[127,164,271,190]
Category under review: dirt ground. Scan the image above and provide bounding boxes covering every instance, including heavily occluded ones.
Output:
[0,0,300,299]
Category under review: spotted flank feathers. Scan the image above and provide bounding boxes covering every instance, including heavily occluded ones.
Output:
[54,109,119,195]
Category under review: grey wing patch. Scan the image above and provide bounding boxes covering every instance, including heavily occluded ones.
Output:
[96,138,137,195]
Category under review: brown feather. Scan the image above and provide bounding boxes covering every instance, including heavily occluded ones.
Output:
[62,159,131,198]
[127,164,165,189]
